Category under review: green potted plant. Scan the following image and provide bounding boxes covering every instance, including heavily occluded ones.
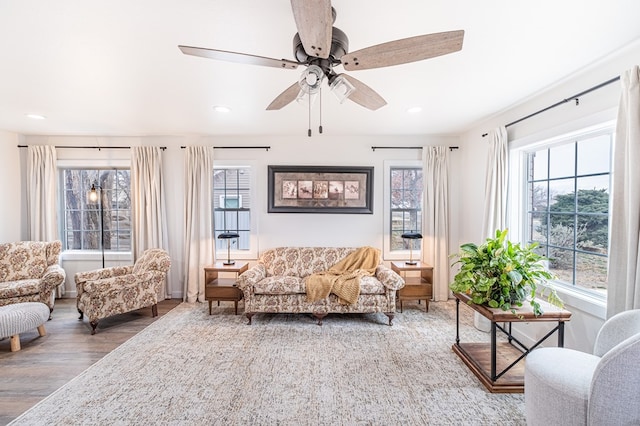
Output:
[450,229,563,316]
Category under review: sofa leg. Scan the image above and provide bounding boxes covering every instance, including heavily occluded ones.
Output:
[385,313,395,326]
[246,313,254,325]
[151,304,158,317]
[313,313,327,326]
[90,321,99,335]
[78,309,84,320]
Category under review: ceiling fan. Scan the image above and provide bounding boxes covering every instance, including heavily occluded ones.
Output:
[178,1,463,116]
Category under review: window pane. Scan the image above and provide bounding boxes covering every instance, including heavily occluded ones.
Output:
[525,128,612,298]
[576,178,608,213]
[548,247,574,284]
[213,167,251,251]
[575,252,607,291]
[61,168,131,252]
[530,149,548,181]
[549,143,575,179]
[529,182,548,212]
[577,134,611,176]
[549,179,575,211]
[549,213,574,249]
[389,167,422,252]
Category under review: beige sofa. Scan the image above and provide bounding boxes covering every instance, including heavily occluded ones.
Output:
[236,247,405,325]
[0,241,66,316]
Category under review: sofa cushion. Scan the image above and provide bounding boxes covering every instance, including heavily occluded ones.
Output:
[0,279,41,299]
[254,276,305,295]
[0,242,48,282]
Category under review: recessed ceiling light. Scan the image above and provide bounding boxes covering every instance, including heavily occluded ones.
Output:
[213,106,231,113]
[407,107,422,114]
[26,113,46,120]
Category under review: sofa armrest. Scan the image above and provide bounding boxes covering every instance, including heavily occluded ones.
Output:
[75,265,134,285]
[236,264,266,291]
[376,265,405,291]
[40,264,66,292]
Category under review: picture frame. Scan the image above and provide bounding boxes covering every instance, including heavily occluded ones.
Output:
[268,165,374,214]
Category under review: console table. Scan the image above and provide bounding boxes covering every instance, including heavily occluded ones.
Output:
[452,292,572,393]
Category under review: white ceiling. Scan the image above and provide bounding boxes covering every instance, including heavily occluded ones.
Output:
[1,0,639,137]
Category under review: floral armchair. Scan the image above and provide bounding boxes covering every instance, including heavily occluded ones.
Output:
[0,240,66,316]
[75,248,171,334]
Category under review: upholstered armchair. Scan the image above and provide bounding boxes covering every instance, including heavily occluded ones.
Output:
[525,309,640,426]
[75,249,171,334]
[0,240,66,316]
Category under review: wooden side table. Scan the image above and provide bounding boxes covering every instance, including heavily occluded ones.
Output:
[453,292,572,393]
[204,261,248,315]
[391,261,433,312]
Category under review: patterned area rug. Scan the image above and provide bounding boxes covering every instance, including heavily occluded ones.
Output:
[11,301,525,425]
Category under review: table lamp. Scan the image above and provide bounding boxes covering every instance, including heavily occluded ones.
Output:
[218,231,240,265]
[401,231,422,265]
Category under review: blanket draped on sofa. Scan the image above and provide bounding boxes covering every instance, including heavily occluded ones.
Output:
[305,246,380,304]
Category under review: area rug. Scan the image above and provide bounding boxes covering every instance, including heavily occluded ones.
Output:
[10,301,525,425]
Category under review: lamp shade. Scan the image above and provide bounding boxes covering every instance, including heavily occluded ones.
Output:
[218,232,240,239]
[401,231,423,240]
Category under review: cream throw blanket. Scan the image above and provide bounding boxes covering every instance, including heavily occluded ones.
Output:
[305,246,381,305]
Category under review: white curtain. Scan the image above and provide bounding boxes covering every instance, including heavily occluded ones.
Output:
[27,145,64,297]
[481,126,509,239]
[183,146,215,303]
[131,146,170,299]
[607,65,640,317]
[421,146,450,301]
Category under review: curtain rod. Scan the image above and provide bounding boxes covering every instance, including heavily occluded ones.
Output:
[17,145,167,151]
[481,75,621,137]
[371,146,459,151]
[180,146,270,151]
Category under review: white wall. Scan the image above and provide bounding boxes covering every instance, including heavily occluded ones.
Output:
[458,39,640,352]
[17,133,461,300]
[0,131,23,243]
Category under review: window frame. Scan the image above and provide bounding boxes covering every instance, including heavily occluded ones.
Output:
[508,119,615,319]
[383,159,423,260]
[212,160,258,261]
[57,158,133,263]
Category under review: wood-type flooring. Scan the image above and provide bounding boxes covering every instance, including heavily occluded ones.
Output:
[0,298,181,425]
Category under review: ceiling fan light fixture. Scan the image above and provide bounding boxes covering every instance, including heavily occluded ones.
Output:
[295,88,318,107]
[329,75,355,104]
[298,65,324,94]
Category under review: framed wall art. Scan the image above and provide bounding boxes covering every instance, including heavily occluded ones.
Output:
[268,165,373,214]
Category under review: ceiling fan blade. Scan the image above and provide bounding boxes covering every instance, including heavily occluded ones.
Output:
[290,0,332,59]
[178,45,299,70]
[339,74,387,111]
[266,82,300,110]
[341,30,464,71]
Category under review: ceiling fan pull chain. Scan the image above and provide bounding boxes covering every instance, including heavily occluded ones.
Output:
[319,87,323,134]
[308,91,312,137]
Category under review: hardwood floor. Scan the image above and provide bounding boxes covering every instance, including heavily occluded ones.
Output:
[0,298,181,425]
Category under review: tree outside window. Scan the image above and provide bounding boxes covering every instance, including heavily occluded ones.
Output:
[526,131,611,296]
[390,167,423,251]
[61,169,131,251]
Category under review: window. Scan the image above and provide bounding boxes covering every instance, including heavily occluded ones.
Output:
[390,167,423,252]
[524,127,613,298]
[61,168,131,251]
[213,167,251,252]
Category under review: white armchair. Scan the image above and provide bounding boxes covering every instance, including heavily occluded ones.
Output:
[525,309,640,426]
